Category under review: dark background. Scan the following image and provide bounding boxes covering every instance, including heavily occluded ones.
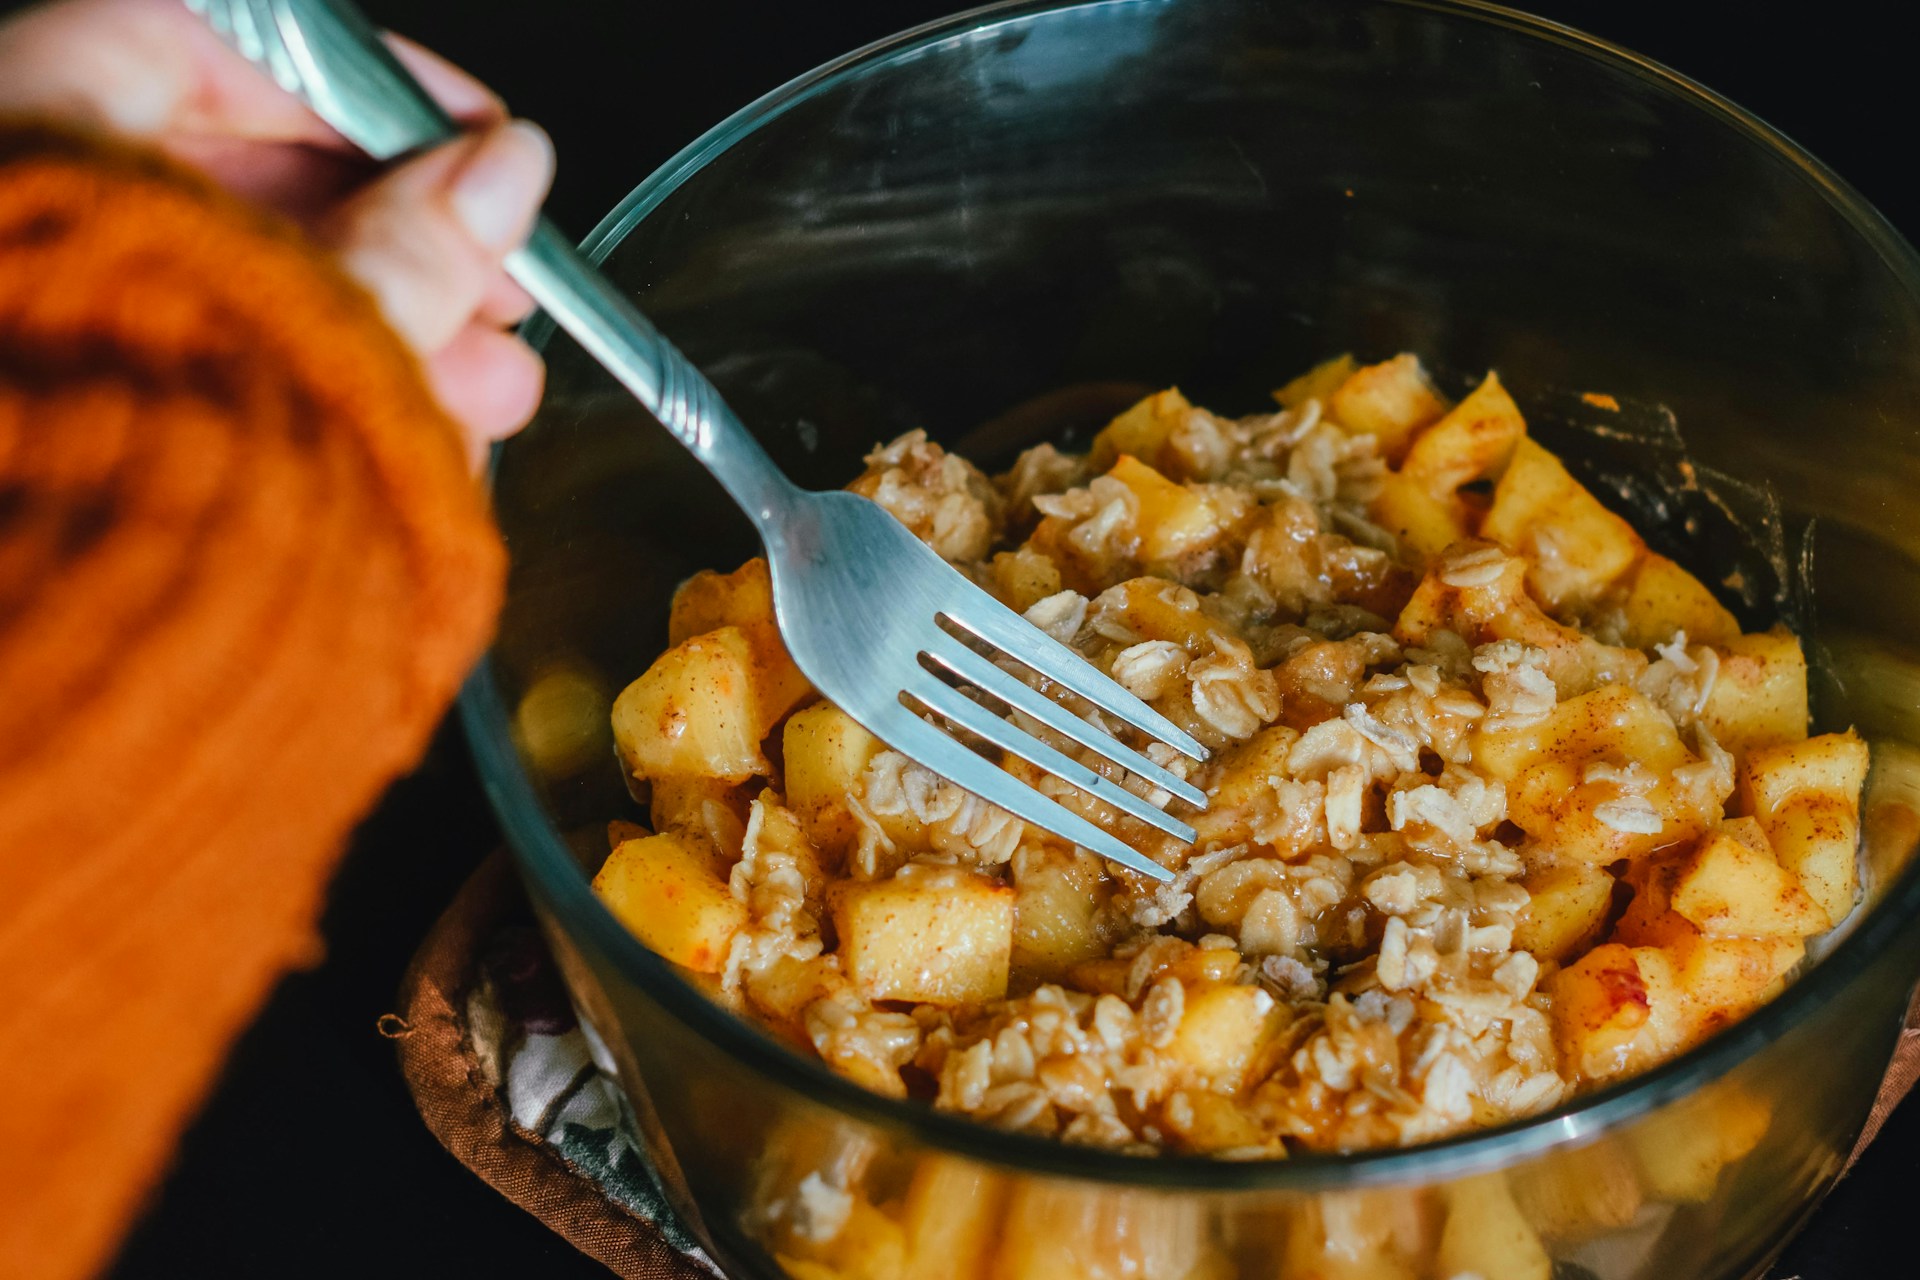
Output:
[25,0,1902,1275]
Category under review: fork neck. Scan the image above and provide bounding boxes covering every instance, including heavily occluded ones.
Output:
[695,405,807,534]
[504,222,804,532]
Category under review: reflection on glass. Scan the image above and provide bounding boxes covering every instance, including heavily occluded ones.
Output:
[466,2,1920,1277]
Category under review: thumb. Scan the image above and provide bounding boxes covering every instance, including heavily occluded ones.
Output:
[321,119,553,355]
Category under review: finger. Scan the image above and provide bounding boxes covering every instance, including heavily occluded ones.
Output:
[478,271,537,329]
[421,324,547,468]
[165,134,374,222]
[171,30,513,215]
[0,0,334,142]
[386,34,504,128]
[0,0,507,150]
[322,119,554,354]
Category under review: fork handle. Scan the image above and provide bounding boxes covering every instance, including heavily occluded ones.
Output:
[244,0,802,526]
[506,224,801,525]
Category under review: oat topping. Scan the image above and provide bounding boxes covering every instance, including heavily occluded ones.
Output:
[599,354,1862,1171]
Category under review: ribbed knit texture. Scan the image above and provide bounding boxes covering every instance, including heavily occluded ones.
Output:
[0,120,504,1279]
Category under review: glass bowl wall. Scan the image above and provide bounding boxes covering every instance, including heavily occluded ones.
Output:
[462,2,1920,1277]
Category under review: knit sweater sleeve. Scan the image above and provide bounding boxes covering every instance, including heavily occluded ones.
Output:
[0,121,505,1280]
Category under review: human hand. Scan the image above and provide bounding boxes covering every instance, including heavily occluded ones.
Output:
[0,0,554,464]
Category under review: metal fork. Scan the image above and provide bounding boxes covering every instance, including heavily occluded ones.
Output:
[188,0,1208,882]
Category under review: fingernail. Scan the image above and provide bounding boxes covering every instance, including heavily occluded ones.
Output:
[449,120,554,251]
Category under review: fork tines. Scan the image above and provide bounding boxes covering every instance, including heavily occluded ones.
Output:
[882,594,1210,885]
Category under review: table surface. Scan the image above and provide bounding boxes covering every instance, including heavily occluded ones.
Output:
[97,1,1917,1275]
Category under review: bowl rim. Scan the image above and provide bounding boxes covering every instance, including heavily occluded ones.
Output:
[470,0,1920,1191]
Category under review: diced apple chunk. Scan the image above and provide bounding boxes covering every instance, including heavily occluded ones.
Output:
[1163,1089,1275,1155]
[783,703,884,858]
[1549,943,1650,1081]
[1510,1142,1645,1242]
[1088,387,1191,473]
[1476,685,1722,864]
[1437,1173,1553,1280]
[669,557,813,727]
[1547,943,1684,1084]
[1743,730,1872,813]
[743,953,847,1033]
[1743,732,1869,924]
[1617,553,1740,649]
[1670,818,1829,939]
[1627,1085,1771,1202]
[592,832,747,972]
[1274,353,1358,410]
[1165,983,1278,1090]
[994,1185,1217,1280]
[612,627,773,783]
[1482,436,1643,614]
[988,547,1063,613]
[1369,470,1468,561]
[1698,626,1808,759]
[899,1157,1004,1280]
[649,776,750,857]
[1758,797,1861,929]
[802,1200,907,1280]
[1613,856,1804,1042]
[668,555,775,642]
[831,867,1014,1005]
[1611,856,1691,949]
[1281,1193,1426,1280]
[1513,861,1615,962]
[1668,932,1803,1040]
[1395,548,1646,697]
[1366,372,1527,564]
[1010,849,1112,980]
[1090,575,1221,650]
[1328,353,1449,461]
[1105,454,1229,563]
[1399,370,1527,496]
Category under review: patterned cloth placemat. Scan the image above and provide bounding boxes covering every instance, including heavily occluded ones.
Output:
[388,852,1920,1280]
[388,852,713,1279]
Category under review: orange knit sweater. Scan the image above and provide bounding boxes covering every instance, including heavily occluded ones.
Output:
[0,122,505,1278]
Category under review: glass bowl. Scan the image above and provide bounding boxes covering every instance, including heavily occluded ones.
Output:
[462,1,1920,1276]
